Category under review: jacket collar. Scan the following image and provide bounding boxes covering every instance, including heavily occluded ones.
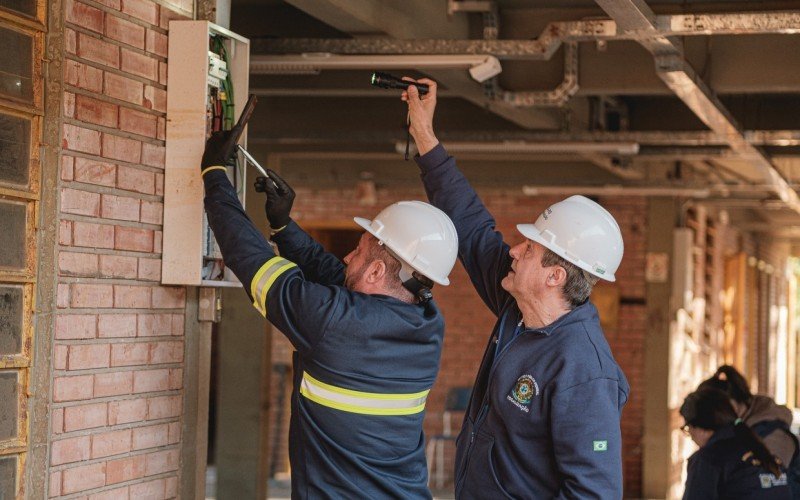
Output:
[705,423,736,447]
[519,300,599,336]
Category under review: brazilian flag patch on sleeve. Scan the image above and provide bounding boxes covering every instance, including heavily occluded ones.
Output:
[593,440,608,452]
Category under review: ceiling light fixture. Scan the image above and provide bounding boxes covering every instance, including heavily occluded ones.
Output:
[250,53,502,82]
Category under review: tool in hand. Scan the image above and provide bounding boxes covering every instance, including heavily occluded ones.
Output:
[238,144,270,178]
[371,72,429,95]
[370,72,428,160]
[220,94,275,187]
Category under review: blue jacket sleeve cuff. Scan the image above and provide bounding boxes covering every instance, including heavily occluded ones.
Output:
[415,143,450,173]
[271,220,301,242]
[202,168,230,188]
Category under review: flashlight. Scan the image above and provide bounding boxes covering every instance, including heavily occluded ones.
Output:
[370,72,429,95]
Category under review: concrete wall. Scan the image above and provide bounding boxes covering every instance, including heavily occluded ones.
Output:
[44,0,193,497]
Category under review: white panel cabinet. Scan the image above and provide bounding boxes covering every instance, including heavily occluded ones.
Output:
[162,21,249,286]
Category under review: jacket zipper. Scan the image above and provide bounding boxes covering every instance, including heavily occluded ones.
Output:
[455,314,526,491]
[455,402,490,492]
[455,314,531,493]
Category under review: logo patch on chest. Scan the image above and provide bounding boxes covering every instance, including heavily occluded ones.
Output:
[506,374,539,413]
[759,473,787,489]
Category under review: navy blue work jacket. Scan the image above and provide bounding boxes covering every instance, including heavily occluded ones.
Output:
[683,425,791,500]
[416,145,630,499]
[203,169,444,499]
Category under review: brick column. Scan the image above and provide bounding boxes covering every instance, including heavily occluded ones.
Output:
[48,0,193,497]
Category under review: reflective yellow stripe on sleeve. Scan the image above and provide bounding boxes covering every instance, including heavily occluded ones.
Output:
[250,256,297,317]
[300,371,429,416]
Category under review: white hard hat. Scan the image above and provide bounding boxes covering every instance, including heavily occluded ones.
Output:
[354,201,458,286]
[516,195,623,282]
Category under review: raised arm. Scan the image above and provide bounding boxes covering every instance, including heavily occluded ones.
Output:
[201,132,346,352]
[256,169,345,285]
[271,221,346,285]
[403,79,512,316]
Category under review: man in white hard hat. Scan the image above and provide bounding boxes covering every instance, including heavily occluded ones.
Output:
[200,131,459,498]
[402,78,630,499]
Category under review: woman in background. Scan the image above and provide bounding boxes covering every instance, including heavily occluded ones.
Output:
[680,387,790,499]
[699,365,797,468]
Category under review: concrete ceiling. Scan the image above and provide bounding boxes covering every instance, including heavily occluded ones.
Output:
[229,0,800,233]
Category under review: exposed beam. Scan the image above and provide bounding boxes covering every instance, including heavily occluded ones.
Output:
[285,0,468,38]
[737,225,800,237]
[594,0,800,214]
[283,0,565,129]
[580,153,645,180]
[254,35,800,97]
[418,69,564,129]
[663,12,800,36]
[252,20,616,60]
[251,12,800,59]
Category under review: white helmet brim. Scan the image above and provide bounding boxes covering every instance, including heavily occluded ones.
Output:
[354,216,452,286]
[517,223,618,282]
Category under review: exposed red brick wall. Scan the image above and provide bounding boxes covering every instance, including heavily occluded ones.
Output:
[49,0,190,497]
[268,183,648,497]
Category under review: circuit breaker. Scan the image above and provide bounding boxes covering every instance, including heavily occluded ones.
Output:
[162,21,250,286]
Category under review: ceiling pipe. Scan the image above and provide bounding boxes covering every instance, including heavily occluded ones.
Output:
[249,130,800,147]
[410,140,640,155]
[522,185,714,197]
[522,184,783,198]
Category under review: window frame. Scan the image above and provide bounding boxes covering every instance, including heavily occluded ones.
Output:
[0,2,43,498]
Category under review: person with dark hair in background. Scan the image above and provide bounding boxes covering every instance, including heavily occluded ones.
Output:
[700,367,798,470]
[681,387,790,499]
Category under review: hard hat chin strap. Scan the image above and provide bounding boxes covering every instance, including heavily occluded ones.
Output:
[399,266,434,304]
[385,244,434,303]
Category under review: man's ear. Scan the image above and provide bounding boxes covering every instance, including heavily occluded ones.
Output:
[546,266,567,287]
[364,259,387,284]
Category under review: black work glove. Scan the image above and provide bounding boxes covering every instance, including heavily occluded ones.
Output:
[201,130,239,170]
[254,169,295,229]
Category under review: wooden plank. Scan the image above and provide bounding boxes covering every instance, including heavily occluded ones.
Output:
[162,21,210,285]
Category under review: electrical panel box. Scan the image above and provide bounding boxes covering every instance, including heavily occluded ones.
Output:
[162,21,250,286]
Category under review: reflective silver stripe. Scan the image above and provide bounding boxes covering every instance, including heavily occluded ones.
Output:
[250,256,297,316]
[300,371,429,416]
